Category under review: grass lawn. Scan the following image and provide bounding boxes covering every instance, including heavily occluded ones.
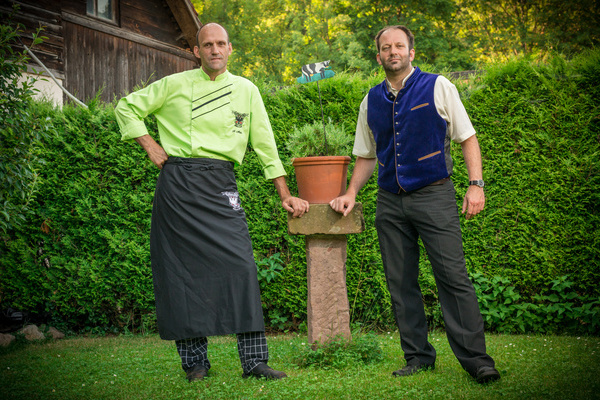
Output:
[0,331,598,399]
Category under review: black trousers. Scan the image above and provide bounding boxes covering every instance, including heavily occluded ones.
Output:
[375,180,494,376]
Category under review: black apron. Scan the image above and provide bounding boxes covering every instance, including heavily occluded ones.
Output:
[150,157,265,340]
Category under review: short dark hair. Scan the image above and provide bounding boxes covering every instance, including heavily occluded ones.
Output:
[195,23,230,47]
[374,25,414,52]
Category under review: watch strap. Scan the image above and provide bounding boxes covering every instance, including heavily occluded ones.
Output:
[469,180,485,188]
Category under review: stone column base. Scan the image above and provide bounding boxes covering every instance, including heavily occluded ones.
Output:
[287,203,365,346]
[306,235,352,345]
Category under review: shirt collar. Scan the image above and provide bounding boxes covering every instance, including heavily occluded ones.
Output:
[198,68,230,81]
[385,67,416,96]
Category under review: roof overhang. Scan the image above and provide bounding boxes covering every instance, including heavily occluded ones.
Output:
[165,0,202,51]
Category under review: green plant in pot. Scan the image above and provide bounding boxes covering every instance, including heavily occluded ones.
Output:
[287,118,353,158]
[287,118,354,204]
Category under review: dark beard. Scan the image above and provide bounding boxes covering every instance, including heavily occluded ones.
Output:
[381,57,410,74]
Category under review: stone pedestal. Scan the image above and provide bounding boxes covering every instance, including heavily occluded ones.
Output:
[305,234,351,344]
[288,203,365,345]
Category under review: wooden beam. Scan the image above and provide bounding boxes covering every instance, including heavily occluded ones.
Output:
[0,0,61,19]
[61,11,196,61]
[164,0,202,50]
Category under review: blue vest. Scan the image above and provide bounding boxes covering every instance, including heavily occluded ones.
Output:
[367,67,450,193]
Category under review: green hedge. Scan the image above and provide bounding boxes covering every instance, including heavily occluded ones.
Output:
[0,51,598,335]
[0,16,52,234]
[0,99,159,333]
[456,52,600,295]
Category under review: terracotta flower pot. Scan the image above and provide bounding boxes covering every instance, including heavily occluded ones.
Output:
[292,156,351,204]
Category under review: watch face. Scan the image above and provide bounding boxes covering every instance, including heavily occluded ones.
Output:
[470,180,485,188]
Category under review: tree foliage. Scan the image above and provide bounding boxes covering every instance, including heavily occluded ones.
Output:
[192,0,473,83]
[0,8,53,235]
[456,0,600,62]
[191,0,599,83]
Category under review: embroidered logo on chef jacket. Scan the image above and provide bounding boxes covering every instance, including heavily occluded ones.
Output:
[232,111,248,128]
[221,191,242,211]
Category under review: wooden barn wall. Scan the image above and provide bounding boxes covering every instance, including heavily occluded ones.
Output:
[63,21,198,104]
[0,0,65,77]
[120,0,190,50]
[60,0,190,51]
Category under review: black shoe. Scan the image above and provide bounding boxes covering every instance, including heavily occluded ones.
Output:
[392,364,435,377]
[475,365,501,384]
[186,364,208,382]
[242,363,287,380]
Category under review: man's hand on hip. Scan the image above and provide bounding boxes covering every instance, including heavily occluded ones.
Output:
[146,144,169,169]
[135,135,168,169]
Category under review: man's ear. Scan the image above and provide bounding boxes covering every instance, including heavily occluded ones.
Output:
[193,46,201,58]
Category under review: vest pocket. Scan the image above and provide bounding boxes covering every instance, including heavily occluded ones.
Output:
[418,150,441,161]
[410,102,430,111]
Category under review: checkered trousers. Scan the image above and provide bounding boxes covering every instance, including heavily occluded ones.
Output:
[175,331,269,374]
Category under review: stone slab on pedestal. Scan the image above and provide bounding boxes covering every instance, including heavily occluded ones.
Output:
[287,203,365,345]
[287,203,365,236]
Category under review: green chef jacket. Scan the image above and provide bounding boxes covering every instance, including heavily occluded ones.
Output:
[114,68,286,180]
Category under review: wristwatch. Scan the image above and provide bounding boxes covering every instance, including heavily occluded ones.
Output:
[469,180,485,188]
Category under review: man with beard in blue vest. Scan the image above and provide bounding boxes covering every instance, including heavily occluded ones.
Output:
[329,25,500,384]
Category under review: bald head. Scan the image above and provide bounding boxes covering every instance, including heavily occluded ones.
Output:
[196,23,230,47]
[193,22,232,80]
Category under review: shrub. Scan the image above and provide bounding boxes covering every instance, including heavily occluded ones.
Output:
[0,99,158,333]
[472,273,600,334]
[294,333,383,369]
[286,118,354,158]
[455,54,600,299]
[0,52,598,335]
[0,9,53,234]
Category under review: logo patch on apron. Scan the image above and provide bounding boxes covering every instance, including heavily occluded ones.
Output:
[221,191,242,211]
